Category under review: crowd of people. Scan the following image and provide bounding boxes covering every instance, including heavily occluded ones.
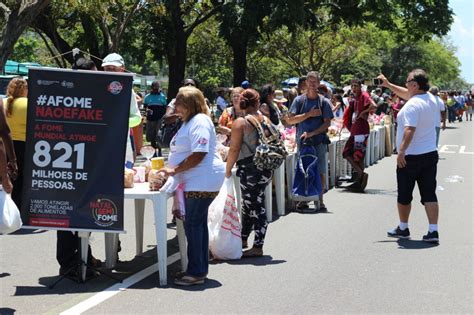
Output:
[1,50,472,286]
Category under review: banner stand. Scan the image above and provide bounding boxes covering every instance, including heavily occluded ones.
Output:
[48,231,122,288]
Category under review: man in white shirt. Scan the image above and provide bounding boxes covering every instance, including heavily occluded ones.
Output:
[429,86,446,147]
[378,69,440,244]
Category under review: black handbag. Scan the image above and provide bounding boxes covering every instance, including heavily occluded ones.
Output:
[156,119,181,148]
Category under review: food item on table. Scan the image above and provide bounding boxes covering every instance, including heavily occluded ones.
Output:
[144,160,152,181]
[124,168,134,188]
[148,170,168,191]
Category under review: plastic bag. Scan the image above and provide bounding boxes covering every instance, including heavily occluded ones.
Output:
[208,178,242,260]
[172,183,186,220]
[0,190,22,234]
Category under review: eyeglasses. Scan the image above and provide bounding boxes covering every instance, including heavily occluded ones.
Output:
[405,79,416,84]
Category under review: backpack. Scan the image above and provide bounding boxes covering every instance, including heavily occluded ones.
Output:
[245,115,288,171]
[157,118,181,148]
[291,141,322,201]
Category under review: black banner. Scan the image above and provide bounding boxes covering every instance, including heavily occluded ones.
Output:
[22,67,132,232]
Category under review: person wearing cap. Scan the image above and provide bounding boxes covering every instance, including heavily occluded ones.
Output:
[102,53,142,164]
[378,69,441,244]
[241,80,250,89]
[274,89,289,127]
[101,53,142,129]
[429,86,446,147]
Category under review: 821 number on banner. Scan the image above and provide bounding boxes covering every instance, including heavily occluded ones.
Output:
[33,141,85,169]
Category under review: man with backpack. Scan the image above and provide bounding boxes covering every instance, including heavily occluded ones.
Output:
[287,71,334,212]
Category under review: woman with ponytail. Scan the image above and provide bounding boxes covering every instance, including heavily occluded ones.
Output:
[225,88,273,257]
[4,77,28,209]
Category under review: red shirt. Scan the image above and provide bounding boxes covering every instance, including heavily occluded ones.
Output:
[350,92,372,135]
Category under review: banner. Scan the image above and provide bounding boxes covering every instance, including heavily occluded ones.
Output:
[21,67,132,232]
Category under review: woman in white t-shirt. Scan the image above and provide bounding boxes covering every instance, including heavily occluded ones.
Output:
[160,86,225,286]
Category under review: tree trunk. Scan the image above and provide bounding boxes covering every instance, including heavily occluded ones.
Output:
[231,40,247,87]
[166,33,187,103]
[33,9,74,65]
[0,0,51,72]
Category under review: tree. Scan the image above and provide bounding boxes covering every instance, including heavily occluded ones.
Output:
[213,0,307,86]
[214,0,454,86]
[145,0,221,101]
[186,16,233,93]
[31,0,144,68]
[0,0,50,71]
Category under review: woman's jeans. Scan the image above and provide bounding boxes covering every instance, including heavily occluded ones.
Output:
[184,196,214,277]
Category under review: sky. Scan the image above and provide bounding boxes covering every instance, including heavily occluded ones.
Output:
[448,0,474,83]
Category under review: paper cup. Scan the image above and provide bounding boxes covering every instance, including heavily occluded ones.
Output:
[151,157,165,170]
[133,166,146,183]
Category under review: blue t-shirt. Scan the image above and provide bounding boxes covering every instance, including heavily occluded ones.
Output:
[144,92,167,120]
[289,94,334,143]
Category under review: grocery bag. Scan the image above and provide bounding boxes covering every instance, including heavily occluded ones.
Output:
[0,190,22,234]
[208,178,242,260]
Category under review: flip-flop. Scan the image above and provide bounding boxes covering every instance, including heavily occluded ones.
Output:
[174,274,206,286]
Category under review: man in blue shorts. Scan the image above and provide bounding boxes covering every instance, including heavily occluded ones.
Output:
[286,71,334,212]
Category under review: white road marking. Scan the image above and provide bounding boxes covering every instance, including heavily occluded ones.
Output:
[439,145,473,154]
[439,145,458,154]
[60,252,181,315]
[459,146,474,154]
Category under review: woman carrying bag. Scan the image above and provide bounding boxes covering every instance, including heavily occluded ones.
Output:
[225,89,273,257]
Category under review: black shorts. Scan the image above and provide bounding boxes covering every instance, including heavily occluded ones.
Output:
[396,151,438,205]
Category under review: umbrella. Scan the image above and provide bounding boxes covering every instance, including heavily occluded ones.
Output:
[281,77,299,86]
[320,80,334,91]
[282,77,335,91]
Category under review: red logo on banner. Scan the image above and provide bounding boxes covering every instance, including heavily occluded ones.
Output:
[90,199,118,227]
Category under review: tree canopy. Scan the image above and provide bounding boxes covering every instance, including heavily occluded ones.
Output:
[2,0,469,97]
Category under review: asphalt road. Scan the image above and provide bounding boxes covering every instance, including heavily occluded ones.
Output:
[1,120,473,314]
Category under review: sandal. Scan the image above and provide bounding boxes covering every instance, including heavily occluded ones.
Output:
[174,274,206,286]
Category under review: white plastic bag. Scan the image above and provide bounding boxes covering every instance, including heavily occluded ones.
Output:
[208,178,242,260]
[0,190,22,234]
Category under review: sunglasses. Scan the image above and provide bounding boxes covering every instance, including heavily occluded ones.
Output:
[406,79,416,84]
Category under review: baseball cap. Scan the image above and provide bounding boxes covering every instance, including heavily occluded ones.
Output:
[241,80,250,89]
[102,53,125,67]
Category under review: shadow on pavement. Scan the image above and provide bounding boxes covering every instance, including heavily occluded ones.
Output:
[13,242,183,296]
[170,278,222,291]
[0,273,11,278]
[396,239,439,249]
[363,189,398,197]
[212,255,286,267]
[0,308,16,315]
[10,228,48,235]
[376,239,439,249]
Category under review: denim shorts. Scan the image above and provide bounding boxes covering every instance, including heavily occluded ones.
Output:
[315,143,328,174]
[397,151,438,205]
